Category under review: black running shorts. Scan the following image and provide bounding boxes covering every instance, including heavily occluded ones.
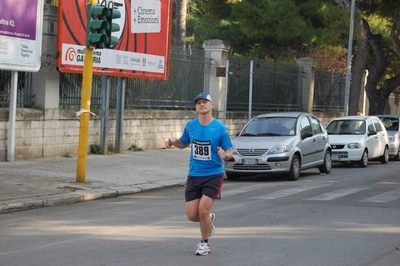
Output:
[185,173,224,202]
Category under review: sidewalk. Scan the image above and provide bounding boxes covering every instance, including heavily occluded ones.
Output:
[0,149,190,214]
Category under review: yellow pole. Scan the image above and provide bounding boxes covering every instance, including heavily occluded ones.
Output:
[76,0,96,182]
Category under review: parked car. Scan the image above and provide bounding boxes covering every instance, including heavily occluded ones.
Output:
[326,116,389,167]
[377,115,400,161]
[224,112,332,181]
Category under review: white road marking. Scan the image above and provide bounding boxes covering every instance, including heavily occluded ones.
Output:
[250,186,323,200]
[361,189,400,203]
[306,187,370,201]
[222,183,280,197]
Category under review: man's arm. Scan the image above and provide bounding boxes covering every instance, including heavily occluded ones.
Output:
[218,147,233,161]
[165,138,190,149]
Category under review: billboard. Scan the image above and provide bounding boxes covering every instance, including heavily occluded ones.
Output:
[57,0,173,80]
[0,0,44,72]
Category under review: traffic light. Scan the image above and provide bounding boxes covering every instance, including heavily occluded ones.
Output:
[104,7,121,48]
[86,3,108,48]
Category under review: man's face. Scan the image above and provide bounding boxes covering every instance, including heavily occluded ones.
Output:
[195,99,214,114]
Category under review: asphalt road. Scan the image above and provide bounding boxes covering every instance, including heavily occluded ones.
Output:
[1,160,399,266]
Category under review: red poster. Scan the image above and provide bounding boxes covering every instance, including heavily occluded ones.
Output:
[56,0,173,80]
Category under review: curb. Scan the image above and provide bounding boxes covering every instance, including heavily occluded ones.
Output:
[0,181,186,214]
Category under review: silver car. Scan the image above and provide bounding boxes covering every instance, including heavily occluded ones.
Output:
[377,115,400,161]
[224,112,332,181]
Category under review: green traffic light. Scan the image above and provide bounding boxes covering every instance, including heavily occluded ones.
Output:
[85,4,121,49]
[85,4,109,48]
[104,8,121,48]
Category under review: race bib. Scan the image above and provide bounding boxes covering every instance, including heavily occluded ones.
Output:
[192,139,211,161]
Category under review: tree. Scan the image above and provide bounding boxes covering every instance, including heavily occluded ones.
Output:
[188,0,400,115]
[190,0,350,66]
[355,0,400,115]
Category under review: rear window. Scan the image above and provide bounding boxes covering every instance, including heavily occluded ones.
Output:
[380,117,399,131]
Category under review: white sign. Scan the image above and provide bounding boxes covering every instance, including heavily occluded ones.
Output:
[0,0,43,72]
[131,0,161,33]
[61,44,165,73]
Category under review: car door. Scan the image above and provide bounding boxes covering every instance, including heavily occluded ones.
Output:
[365,118,380,158]
[372,118,387,156]
[309,115,327,164]
[298,115,315,167]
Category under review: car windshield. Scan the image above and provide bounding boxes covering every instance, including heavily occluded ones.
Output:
[240,117,296,136]
[380,117,399,131]
[326,120,366,135]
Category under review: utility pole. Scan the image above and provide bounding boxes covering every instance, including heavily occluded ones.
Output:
[76,0,97,182]
[76,0,121,182]
[343,0,355,117]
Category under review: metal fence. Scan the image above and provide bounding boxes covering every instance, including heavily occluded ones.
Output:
[0,71,35,108]
[0,47,347,112]
[226,55,301,112]
[313,69,346,112]
[59,48,207,110]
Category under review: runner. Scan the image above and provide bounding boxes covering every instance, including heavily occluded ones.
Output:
[165,92,233,255]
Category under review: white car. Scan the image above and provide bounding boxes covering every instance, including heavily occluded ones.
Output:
[326,116,389,167]
[224,112,332,181]
[377,115,400,161]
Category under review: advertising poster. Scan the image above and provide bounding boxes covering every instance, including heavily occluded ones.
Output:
[0,0,43,72]
[57,0,173,80]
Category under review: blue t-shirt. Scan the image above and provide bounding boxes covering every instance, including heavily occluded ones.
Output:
[180,118,233,177]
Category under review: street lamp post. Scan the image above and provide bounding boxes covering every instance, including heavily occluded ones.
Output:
[343,0,356,117]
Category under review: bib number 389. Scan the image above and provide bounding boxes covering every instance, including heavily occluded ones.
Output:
[193,140,211,161]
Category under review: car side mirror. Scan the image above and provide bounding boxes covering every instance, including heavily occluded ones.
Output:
[368,131,377,136]
[301,131,313,139]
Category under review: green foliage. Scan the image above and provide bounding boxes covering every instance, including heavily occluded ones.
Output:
[189,0,352,63]
[44,0,58,6]
[233,1,306,42]
[90,144,102,154]
[107,144,116,154]
[128,144,143,152]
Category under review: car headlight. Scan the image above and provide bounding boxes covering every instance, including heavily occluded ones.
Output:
[267,145,289,154]
[348,143,361,149]
[388,134,398,143]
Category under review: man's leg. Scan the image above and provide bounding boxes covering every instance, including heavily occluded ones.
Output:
[186,198,200,222]
[198,195,214,240]
[186,195,214,239]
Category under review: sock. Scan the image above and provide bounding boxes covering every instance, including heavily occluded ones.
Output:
[201,239,209,243]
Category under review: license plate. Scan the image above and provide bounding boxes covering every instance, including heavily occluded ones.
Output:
[242,159,258,165]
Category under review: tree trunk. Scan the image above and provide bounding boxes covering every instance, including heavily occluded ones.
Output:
[364,20,389,115]
[361,8,400,115]
[174,0,188,53]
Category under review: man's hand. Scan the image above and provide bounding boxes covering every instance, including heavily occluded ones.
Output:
[218,147,228,160]
[165,138,174,148]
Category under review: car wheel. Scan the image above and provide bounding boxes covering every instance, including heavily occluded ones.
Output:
[226,173,240,181]
[394,147,400,161]
[359,150,368,167]
[319,150,332,174]
[380,146,389,164]
[287,154,300,181]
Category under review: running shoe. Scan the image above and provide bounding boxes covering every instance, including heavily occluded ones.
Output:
[209,212,216,237]
[195,241,211,256]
